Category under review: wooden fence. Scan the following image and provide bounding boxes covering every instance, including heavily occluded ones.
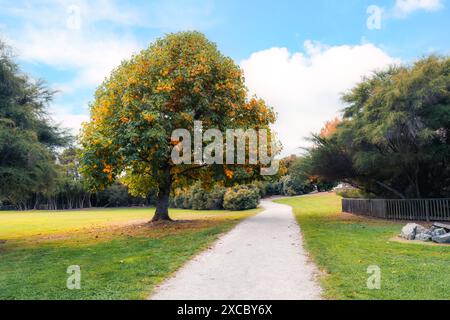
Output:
[342,198,450,221]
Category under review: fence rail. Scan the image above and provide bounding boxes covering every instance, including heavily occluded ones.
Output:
[342,198,450,221]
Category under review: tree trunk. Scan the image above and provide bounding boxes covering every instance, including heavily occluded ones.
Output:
[375,180,406,199]
[152,169,172,222]
[414,165,421,199]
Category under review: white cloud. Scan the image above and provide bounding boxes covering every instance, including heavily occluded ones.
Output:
[13,26,141,87]
[0,0,145,133]
[393,0,443,16]
[49,105,89,136]
[0,0,220,133]
[241,41,399,156]
[2,0,144,88]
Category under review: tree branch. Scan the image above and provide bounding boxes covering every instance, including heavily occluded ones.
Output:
[173,164,208,176]
[375,180,406,199]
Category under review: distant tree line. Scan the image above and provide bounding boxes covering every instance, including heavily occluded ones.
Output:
[0,41,154,210]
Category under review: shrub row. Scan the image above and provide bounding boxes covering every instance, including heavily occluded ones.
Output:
[170,174,333,212]
[252,176,315,197]
[170,183,260,211]
[223,185,260,211]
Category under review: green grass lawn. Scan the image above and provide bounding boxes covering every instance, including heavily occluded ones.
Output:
[276,193,450,300]
[0,207,258,300]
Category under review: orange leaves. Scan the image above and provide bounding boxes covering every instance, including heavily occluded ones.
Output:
[142,112,155,123]
[215,79,237,92]
[102,164,112,174]
[230,102,238,110]
[189,64,209,78]
[224,167,234,179]
[120,117,130,124]
[320,117,341,138]
[155,80,174,93]
[102,164,113,182]
[126,75,138,86]
[193,85,201,94]
[241,98,276,125]
[97,101,112,116]
[160,69,170,77]
[180,112,194,122]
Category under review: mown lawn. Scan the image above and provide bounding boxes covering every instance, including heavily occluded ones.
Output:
[0,207,258,299]
[276,193,450,300]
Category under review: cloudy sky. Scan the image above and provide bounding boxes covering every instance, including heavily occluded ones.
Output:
[0,0,449,156]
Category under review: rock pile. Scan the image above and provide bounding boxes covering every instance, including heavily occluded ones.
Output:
[400,222,450,244]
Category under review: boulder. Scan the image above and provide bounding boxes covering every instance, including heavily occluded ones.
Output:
[431,228,447,237]
[432,222,450,232]
[415,233,432,242]
[416,225,428,234]
[400,223,421,240]
[432,233,450,244]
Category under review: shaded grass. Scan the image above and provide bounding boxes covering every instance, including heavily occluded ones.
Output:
[0,208,258,299]
[275,193,450,300]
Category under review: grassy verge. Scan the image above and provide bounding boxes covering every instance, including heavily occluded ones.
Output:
[275,193,450,300]
[0,207,258,299]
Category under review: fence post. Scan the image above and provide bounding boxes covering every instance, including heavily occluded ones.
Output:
[425,200,430,222]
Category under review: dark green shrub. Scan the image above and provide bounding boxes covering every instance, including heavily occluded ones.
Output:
[171,193,186,208]
[316,181,337,192]
[181,191,193,209]
[251,180,268,197]
[269,180,284,195]
[280,175,315,196]
[95,182,151,207]
[171,184,226,210]
[191,187,209,210]
[205,187,226,210]
[223,185,260,211]
[335,187,366,198]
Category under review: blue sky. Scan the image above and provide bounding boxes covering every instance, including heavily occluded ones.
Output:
[0,0,449,155]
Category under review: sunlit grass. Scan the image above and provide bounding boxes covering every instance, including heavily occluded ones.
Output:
[0,207,253,240]
[276,193,450,300]
[0,207,259,299]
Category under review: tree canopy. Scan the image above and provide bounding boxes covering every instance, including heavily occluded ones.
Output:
[0,41,68,206]
[303,56,450,199]
[80,31,276,221]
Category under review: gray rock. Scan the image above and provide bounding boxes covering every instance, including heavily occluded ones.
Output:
[432,233,450,244]
[415,233,432,242]
[432,222,450,232]
[416,225,428,234]
[400,223,421,240]
[432,228,447,237]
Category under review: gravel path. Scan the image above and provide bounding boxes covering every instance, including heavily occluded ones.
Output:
[149,199,322,300]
